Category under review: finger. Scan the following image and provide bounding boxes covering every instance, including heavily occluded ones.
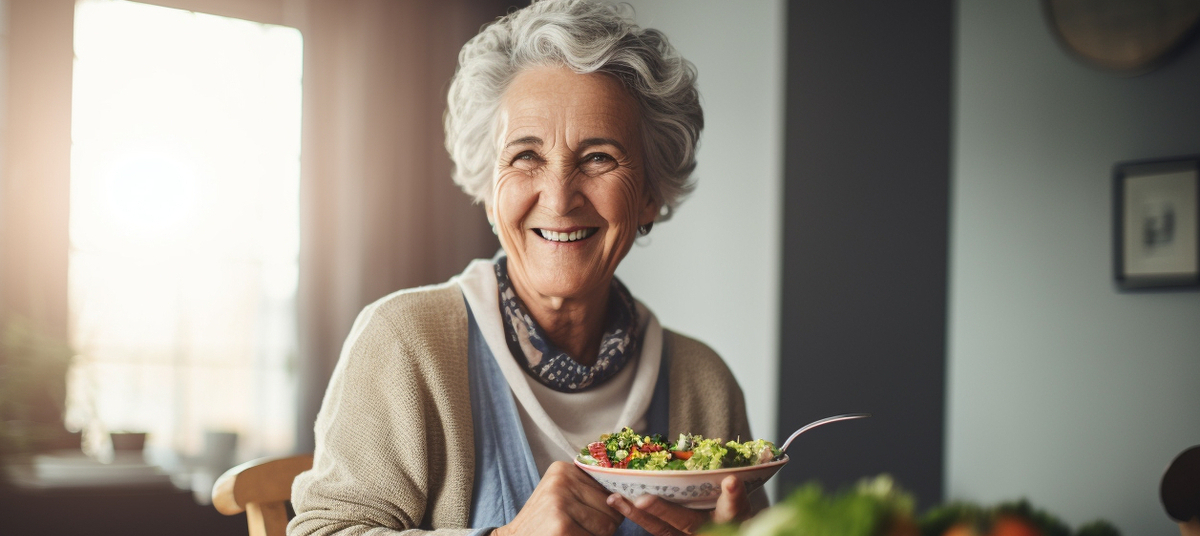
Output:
[552,461,615,496]
[559,466,626,527]
[566,509,620,536]
[607,494,684,536]
[533,486,621,536]
[541,463,624,526]
[571,492,626,531]
[566,463,621,495]
[712,476,752,524]
[630,493,708,534]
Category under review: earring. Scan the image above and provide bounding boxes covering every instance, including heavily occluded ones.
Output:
[637,222,654,236]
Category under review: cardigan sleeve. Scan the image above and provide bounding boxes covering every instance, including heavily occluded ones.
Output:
[288,285,479,536]
[665,330,771,513]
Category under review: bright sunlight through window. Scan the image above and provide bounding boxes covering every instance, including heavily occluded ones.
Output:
[68,0,302,465]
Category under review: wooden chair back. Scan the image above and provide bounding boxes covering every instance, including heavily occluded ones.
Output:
[212,454,314,536]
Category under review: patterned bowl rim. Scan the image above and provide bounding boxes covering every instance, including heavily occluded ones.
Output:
[573,454,788,476]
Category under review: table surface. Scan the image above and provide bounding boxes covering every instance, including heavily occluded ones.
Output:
[0,481,249,536]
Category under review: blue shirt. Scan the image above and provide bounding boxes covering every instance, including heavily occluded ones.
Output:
[466,301,670,535]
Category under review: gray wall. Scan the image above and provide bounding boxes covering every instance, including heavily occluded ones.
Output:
[778,0,952,508]
[617,0,784,462]
[948,1,1200,534]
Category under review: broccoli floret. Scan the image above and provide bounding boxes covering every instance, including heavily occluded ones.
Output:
[605,427,645,460]
[626,453,648,470]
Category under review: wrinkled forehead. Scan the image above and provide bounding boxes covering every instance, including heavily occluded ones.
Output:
[495,65,642,149]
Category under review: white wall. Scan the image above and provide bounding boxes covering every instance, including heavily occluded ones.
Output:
[616,0,784,452]
[948,1,1200,533]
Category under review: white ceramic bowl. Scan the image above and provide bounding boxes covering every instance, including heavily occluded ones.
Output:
[574,455,789,509]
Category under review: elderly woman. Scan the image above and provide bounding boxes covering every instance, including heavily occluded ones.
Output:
[289,1,764,535]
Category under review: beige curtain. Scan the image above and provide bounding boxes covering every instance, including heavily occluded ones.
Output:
[0,0,74,343]
[0,0,74,433]
[0,0,508,452]
[294,0,507,452]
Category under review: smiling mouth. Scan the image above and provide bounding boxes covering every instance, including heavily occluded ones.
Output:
[535,227,599,243]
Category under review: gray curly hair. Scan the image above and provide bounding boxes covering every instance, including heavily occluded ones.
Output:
[444,0,703,221]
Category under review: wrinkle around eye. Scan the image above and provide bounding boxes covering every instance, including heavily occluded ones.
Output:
[580,153,618,176]
[508,151,543,171]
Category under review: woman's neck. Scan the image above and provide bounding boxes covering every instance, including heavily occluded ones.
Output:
[509,276,610,367]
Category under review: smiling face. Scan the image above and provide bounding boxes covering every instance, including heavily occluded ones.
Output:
[490,65,658,306]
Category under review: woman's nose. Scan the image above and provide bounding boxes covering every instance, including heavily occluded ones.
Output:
[538,165,584,216]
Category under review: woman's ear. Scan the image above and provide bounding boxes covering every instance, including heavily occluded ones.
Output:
[639,194,661,227]
[485,204,497,235]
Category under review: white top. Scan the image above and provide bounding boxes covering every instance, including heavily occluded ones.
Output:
[454,259,663,474]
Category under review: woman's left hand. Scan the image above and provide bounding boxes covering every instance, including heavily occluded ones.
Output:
[604,475,753,535]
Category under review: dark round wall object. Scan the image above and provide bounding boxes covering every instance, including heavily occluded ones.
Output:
[1162,445,1200,522]
[1043,0,1200,75]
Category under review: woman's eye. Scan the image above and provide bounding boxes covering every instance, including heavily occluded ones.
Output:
[582,153,617,174]
[511,151,540,169]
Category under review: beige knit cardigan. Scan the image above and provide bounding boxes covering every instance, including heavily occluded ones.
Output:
[288,281,757,536]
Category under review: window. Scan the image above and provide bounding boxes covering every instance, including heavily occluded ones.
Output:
[67,0,303,467]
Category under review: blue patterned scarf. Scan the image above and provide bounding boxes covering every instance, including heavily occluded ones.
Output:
[494,256,639,392]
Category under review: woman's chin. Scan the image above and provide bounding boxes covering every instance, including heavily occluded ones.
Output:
[522,279,599,304]
[514,266,610,304]
[512,257,607,294]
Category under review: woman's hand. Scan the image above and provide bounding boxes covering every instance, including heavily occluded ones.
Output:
[604,475,752,535]
[493,461,626,536]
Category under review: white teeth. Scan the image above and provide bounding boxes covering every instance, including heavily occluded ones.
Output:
[539,228,595,242]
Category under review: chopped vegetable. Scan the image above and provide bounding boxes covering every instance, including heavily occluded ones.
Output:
[576,427,780,471]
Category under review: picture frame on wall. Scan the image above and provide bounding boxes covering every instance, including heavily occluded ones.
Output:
[1113,155,1200,290]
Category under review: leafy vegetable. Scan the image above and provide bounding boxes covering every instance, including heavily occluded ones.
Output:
[724,438,778,467]
[686,438,729,470]
[576,427,779,471]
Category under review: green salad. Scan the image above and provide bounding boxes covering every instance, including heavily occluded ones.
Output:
[577,427,780,471]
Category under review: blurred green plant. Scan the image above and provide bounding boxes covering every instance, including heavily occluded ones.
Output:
[0,317,76,457]
[919,501,986,536]
[1072,520,1121,536]
[705,477,1122,536]
[920,499,1070,536]
[705,475,918,536]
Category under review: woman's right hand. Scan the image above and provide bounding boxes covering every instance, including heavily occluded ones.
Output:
[493,461,625,536]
